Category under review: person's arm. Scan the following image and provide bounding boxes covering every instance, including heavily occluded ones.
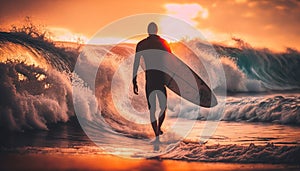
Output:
[132,43,141,95]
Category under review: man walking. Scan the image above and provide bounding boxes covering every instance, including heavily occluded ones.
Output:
[132,22,171,139]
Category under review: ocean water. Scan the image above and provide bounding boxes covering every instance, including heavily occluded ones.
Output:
[0,32,300,164]
[1,117,299,163]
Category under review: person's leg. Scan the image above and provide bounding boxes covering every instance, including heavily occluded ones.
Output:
[146,84,159,137]
[157,86,167,135]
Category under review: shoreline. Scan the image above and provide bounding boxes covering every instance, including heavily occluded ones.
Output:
[0,153,299,171]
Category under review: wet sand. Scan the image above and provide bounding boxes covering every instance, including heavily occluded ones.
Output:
[0,153,298,171]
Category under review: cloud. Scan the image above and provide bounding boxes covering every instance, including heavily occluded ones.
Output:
[1,0,300,51]
[164,3,208,27]
[194,0,300,51]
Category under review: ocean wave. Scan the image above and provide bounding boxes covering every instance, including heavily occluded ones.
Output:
[1,30,300,133]
[222,95,300,125]
[211,42,300,92]
[0,32,77,72]
[169,95,300,125]
[0,61,73,131]
[1,141,299,164]
[0,32,77,131]
[161,141,300,164]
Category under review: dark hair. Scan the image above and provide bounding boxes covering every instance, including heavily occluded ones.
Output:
[147,22,158,35]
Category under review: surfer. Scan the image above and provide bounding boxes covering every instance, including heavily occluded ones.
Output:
[132,22,171,139]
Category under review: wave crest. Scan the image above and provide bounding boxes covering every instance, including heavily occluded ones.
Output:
[0,61,73,131]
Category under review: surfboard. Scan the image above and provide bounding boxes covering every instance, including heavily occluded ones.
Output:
[162,53,218,108]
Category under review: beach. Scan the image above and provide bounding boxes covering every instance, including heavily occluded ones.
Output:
[1,115,299,171]
[1,153,299,171]
[1,19,300,170]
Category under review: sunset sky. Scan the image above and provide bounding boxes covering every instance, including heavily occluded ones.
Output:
[1,0,299,51]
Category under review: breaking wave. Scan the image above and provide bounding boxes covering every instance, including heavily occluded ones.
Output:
[0,32,77,131]
[197,41,300,92]
[1,140,299,164]
[169,94,300,125]
[1,30,300,163]
[162,141,300,164]
[1,30,300,134]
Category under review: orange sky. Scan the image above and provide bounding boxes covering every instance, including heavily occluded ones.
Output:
[1,0,300,51]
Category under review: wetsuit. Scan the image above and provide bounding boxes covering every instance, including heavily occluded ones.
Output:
[134,35,171,109]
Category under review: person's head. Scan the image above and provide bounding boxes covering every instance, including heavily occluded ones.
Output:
[147,22,158,35]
